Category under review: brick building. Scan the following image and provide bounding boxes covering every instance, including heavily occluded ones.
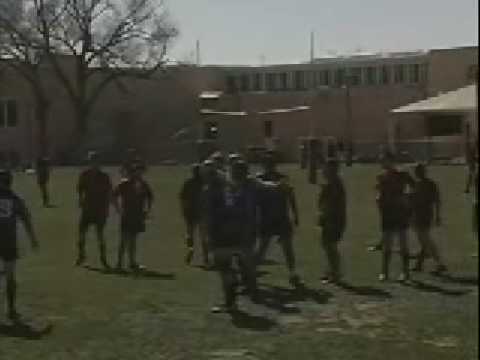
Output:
[0,45,477,165]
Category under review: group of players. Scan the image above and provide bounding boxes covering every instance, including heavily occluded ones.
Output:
[0,146,478,319]
[179,149,477,312]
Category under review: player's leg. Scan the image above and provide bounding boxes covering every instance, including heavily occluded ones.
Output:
[76,215,89,266]
[95,220,109,269]
[380,230,393,281]
[4,261,18,320]
[255,235,273,265]
[425,228,447,273]
[39,182,49,207]
[128,233,140,270]
[279,232,302,287]
[199,220,211,266]
[398,229,410,282]
[116,230,128,270]
[413,228,427,272]
[212,249,237,312]
[238,246,258,301]
[184,217,195,265]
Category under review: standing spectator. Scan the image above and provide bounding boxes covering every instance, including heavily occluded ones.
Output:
[318,160,347,284]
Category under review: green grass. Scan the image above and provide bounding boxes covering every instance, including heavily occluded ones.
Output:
[0,165,478,360]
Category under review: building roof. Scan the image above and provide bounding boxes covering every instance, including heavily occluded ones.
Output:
[392,84,477,115]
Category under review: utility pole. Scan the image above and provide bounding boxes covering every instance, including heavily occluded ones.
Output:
[345,74,353,166]
[310,31,315,64]
[196,40,201,66]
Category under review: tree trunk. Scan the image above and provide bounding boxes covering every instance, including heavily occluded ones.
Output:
[35,98,50,158]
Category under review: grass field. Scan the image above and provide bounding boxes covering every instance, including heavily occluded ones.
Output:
[0,165,478,360]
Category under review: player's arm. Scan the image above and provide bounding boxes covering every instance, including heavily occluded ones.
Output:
[145,183,154,214]
[18,200,39,250]
[288,185,299,226]
[77,173,85,208]
[112,184,122,215]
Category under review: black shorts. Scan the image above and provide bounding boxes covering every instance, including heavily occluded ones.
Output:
[259,221,292,238]
[321,226,344,243]
[121,215,146,234]
[80,209,108,229]
[0,241,18,262]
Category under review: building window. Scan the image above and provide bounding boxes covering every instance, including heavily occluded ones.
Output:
[0,99,18,128]
[279,73,288,91]
[409,64,420,83]
[266,73,276,91]
[264,120,274,138]
[226,76,237,94]
[240,74,250,92]
[350,67,362,86]
[334,68,346,87]
[319,70,330,86]
[394,64,405,83]
[294,71,305,90]
[253,73,262,91]
[365,67,377,85]
[379,65,390,85]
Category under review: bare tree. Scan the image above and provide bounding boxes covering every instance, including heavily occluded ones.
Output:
[0,0,63,157]
[2,0,178,156]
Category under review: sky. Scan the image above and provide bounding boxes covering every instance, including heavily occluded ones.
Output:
[165,0,478,65]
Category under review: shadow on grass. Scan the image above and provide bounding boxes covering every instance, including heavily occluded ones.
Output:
[255,284,333,313]
[84,265,176,280]
[336,281,393,299]
[0,320,53,340]
[406,280,472,296]
[434,273,478,286]
[230,310,276,331]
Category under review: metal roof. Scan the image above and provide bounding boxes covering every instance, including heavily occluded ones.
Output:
[392,84,477,114]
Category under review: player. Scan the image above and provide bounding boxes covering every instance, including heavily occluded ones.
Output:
[36,157,51,207]
[255,154,302,288]
[410,164,447,274]
[76,152,113,268]
[318,160,347,284]
[0,169,39,321]
[208,160,258,313]
[113,164,154,272]
[180,163,207,265]
[376,152,415,282]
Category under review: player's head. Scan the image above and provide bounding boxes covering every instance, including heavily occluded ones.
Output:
[381,151,395,170]
[0,169,13,189]
[211,151,224,169]
[232,159,248,182]
[88,151,100,168]
[414,163,427,179]
[228,153,242,166]
[201,159,216,181]
[323,160,339,180]
[127,163,143,179]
